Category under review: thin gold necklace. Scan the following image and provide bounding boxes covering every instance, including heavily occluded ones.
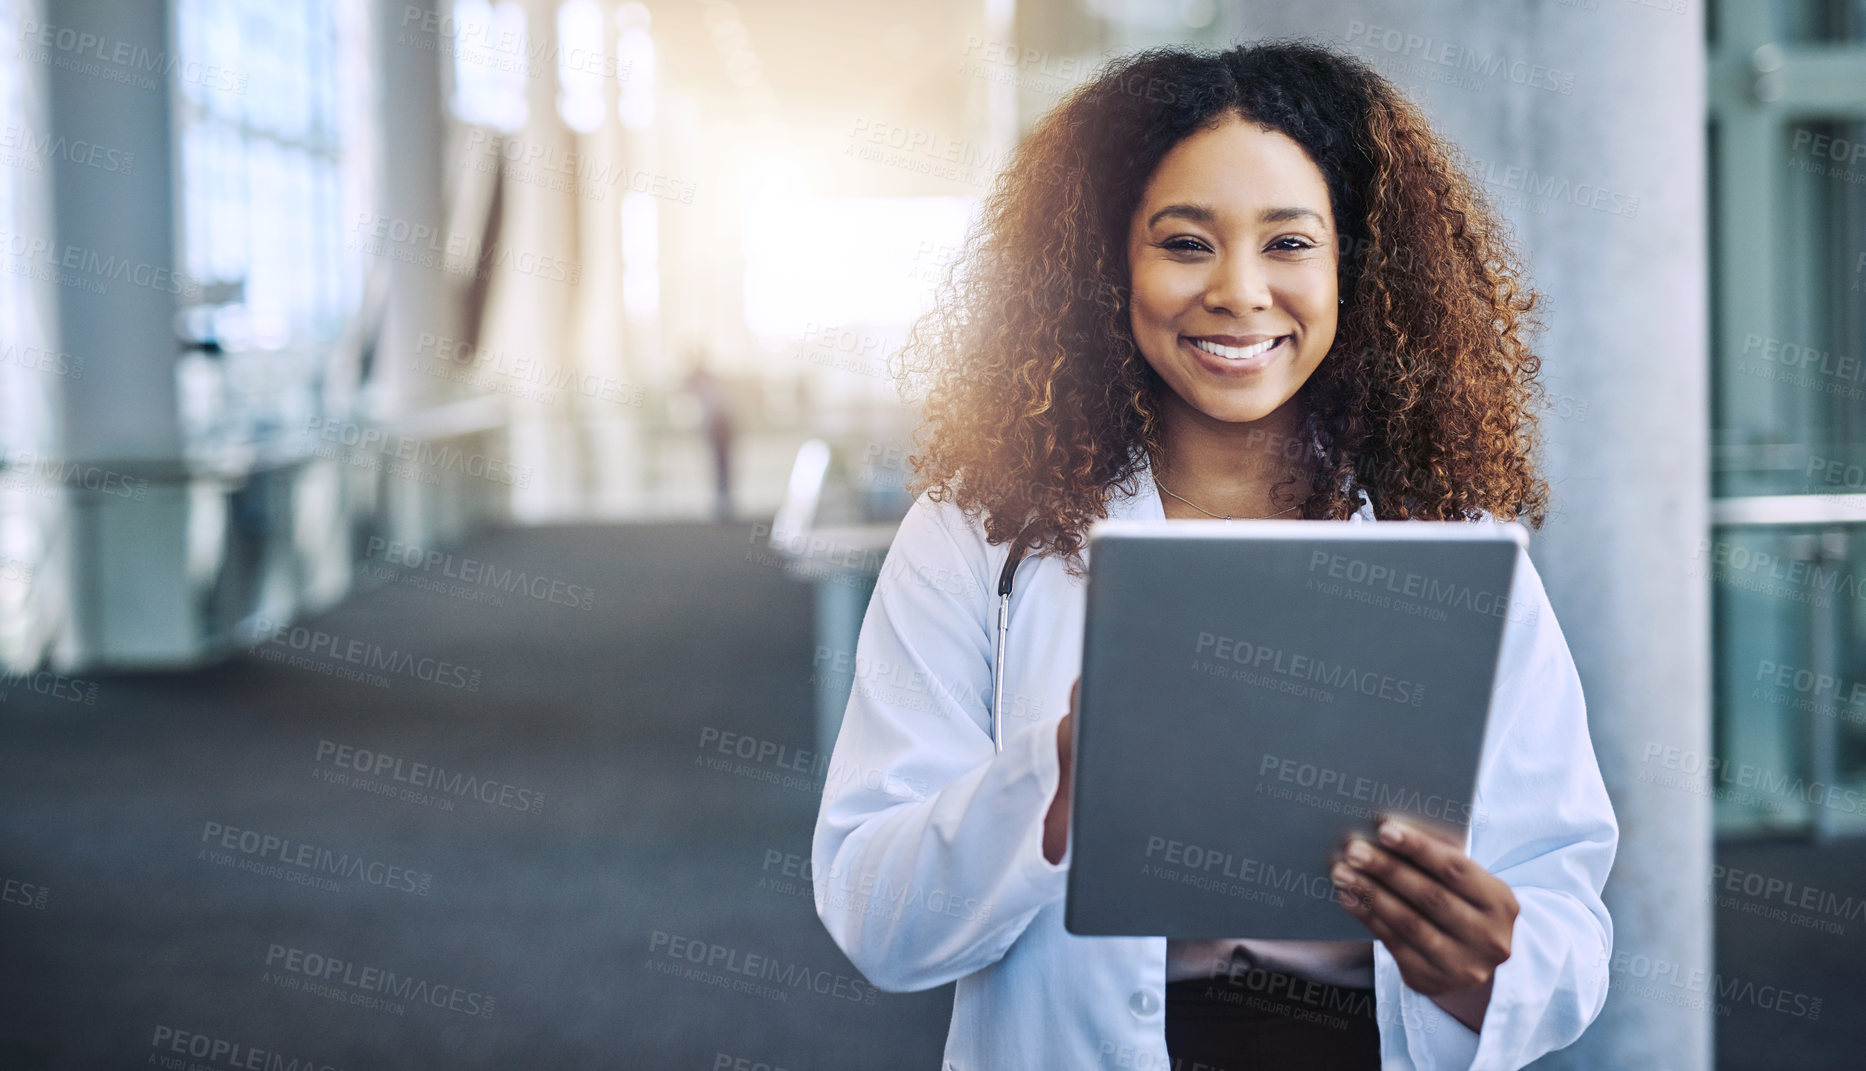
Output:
[1155,478,1301,521]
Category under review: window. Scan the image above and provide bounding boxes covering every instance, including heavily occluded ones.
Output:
[0,0,27,378]
[449,0,529,132]
[1761,0,1866,42]
[0,0,51,457]
[1709,0,1866,836]
[172,0,373,450]
[616,2,654,131]
[556,0,606,133]
[175,0,361,349]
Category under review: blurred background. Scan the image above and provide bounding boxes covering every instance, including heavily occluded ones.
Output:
[0,0,1860,1068]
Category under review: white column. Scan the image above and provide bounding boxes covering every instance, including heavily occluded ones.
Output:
[369,0,460,416]
[40,0,181,461]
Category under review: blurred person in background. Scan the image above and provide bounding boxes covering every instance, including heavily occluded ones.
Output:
[683,346,737,522]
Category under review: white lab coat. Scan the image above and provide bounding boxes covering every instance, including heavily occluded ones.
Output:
[811,455,1617,1070]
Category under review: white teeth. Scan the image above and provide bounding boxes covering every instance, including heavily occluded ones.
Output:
[1190,336,1283,361]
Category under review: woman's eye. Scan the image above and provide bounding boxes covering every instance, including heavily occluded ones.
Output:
[1161,238,1210,254]
[1271,236,1316,252]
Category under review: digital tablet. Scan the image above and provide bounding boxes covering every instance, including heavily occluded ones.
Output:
[1062,518,1527,940]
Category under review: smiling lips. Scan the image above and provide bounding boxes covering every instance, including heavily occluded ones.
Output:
[1185,334,1290,364]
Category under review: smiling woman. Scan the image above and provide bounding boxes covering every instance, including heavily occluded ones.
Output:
[899,38,1550,568]
[814,38,1615,1071]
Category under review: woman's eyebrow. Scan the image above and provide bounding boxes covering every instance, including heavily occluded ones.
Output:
[1145,203,1328,229]
[1260,205,1328,228]
[1146,203,1218,229]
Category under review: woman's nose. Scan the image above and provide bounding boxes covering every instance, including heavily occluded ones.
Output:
[1201,254,1272,315]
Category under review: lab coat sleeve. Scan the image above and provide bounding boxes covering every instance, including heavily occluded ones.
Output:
[1386,548,1619,1071]
[811,494,1072,993]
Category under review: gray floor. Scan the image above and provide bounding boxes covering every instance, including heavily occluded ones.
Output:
[0,521,1859,1069]
[1709,836,1866,1070]
[0,523,951,1070]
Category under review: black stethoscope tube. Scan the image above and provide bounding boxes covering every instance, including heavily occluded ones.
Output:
[991,539,1031,752]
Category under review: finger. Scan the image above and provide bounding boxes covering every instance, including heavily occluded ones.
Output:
[1387,937,1467,997]
[1341,835,1492,946]
[1331,860,1467,980]
[1331,864,1464,993]
[1374,817,1509,911]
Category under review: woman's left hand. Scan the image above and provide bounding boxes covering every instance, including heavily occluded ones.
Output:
[1330,816,1519,1033]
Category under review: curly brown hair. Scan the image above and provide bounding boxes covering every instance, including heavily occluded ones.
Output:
[897,39,1550,575]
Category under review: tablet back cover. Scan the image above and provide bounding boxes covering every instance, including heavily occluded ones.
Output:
[1063,523,1522,939]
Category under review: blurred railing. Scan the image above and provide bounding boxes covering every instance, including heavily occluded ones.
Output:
[0,397,511,674]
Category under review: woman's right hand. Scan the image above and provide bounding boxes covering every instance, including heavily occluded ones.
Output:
[1042,679,1079,865]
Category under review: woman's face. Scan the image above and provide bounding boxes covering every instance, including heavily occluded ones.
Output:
[1125,116,1339,426]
